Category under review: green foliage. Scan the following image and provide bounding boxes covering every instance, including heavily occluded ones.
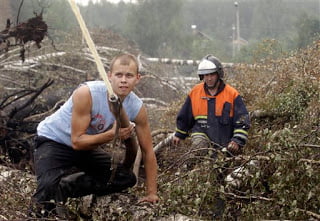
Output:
[82,0,130,33]
[187,37,229,61]
[294,12,320,49]
[44,0,77,34]
[153,154,229,219]
[124,0,184,57]
[250,0,288,40]
[234,39,286,63]
[268,81,317,122]
[9,0,44,23]
[240,124,320,220]
[16,0,315,59]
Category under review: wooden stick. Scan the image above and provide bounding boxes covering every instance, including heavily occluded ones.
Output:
[67,0,115,98]
[68,0,140,179]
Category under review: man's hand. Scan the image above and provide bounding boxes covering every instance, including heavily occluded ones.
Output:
[172,136,181,146]
[111,121,135,140]
[227,141,241,155]
[138,193,159,204]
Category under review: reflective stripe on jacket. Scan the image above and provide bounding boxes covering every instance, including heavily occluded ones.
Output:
[175,81,250,147]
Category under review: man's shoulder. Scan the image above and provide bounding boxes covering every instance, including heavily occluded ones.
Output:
[190,82,204,92]
[223,84,240,97]
[123,92,143,121]
[84,81,107,94]
[84,80,105,88]
[188,82,205,96]
[125,91,143,104]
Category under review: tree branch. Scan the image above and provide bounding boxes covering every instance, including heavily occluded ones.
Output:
[219,190,274,202]
[297,208,320,219]
[298,159,320,165]
[300,143,320,148]
[8,79,54,119]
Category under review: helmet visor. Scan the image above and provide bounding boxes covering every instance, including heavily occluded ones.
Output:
[197,69,218,75]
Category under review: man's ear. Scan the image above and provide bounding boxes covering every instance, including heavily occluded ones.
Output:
[136,73,141,82]
[107,71,112,79]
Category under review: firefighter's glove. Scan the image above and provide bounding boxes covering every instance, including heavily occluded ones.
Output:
[227,141,241,155]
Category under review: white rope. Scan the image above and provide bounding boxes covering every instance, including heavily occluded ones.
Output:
[68,0,115,98]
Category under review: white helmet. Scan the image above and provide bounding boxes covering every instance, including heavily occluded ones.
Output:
[197,54,224,80]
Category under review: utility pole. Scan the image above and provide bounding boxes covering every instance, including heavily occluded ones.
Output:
[232,25,236,58]
[234,1,240,53]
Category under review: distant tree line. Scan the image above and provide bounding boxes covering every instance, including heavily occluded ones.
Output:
[6,0,320,62]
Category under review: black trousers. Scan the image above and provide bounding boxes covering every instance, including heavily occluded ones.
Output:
[32,136,136,211]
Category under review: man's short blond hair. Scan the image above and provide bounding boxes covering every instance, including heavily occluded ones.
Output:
[109,53,139,73]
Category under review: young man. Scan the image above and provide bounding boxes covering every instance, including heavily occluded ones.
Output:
[173,54,250,155]
[31,53,158,217]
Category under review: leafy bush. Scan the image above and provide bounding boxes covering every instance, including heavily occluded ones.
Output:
[145,40,320,220]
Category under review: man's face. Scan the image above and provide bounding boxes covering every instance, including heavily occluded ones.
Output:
[108,59,140,99]
[203,72,219,88]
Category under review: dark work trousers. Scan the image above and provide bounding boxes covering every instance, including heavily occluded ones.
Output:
[32,136,136,212]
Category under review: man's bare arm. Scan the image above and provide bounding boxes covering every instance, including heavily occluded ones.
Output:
[134,105,159,202]
[71,85,114,150]
[71,85,135,150]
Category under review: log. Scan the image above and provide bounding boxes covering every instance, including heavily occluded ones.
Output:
[133,147,142,182]
[154,133,175,154]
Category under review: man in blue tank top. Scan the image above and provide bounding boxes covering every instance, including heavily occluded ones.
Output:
[30,53,159,218]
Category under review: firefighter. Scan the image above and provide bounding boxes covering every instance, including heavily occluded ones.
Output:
[172,54,250,155]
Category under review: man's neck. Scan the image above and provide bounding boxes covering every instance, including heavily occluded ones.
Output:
[205,81,220,96]
[208,87,218,96]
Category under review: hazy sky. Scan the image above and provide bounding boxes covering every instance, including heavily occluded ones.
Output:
[75,0,134,5]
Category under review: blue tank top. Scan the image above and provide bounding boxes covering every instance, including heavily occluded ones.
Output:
[37,81,143,147]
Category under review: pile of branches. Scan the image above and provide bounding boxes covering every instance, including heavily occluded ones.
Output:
[151,40,320,220]
[0,79,54,169]
[0,13,48,61]
[0,9,50,169]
